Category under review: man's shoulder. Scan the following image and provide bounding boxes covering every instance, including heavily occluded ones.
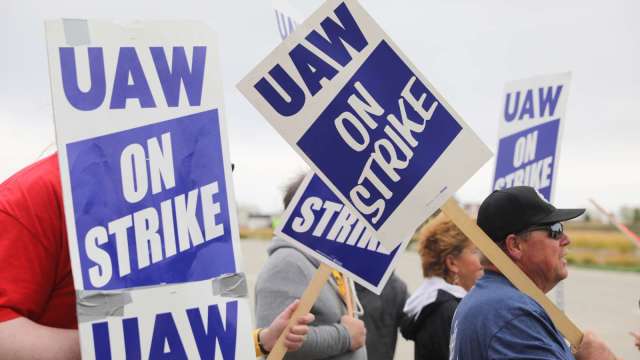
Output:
[455,274,542,330]
[0,155,62,237]
[452,274,564,359]
[0,155,60,210]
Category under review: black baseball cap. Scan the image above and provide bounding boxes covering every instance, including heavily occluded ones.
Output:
[477,186,585,243]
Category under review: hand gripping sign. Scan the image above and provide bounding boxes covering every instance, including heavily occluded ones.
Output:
[238,0,492,251]
[493,72,571,201]
[46,19,252,359]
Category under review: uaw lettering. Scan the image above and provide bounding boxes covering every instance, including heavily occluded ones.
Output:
[493,84,564,200]
[66,109,236,290]
[503,85,563,123]
[279,175,402,291]
[255,2,367,116]
[255,1,463,230]
[59,46,206,110]
[90,301,238,360]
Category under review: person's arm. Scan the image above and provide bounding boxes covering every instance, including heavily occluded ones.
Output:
[254,250,356,359]
[256,287,354,360]
[340,315,365,351]
[0,317,80,360]
[574,331,618,360]
[257,300,315,355]
[0,213,78,359]
[283,305,365,359]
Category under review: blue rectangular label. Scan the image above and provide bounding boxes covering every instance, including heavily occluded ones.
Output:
[493,119,560,201]
[67,109,236,290]
[297,40,462,229]
[280,175,400,287]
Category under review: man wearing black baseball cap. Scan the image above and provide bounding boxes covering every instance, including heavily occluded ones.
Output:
[449,186,618,360]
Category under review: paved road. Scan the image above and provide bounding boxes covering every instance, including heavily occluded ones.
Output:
[240,239,640,359]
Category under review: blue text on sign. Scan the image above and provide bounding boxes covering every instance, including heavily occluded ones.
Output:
[255,2,369,116]
[298,41,461,229]
[280,175,401,286]
[504,85,563,122]
[59,46,206,110]
[68,110,236,290]
[493,120,560,200]
[85,132,224,288]
[92,301,237,360]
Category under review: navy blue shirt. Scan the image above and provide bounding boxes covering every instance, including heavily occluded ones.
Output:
[449,271,573,360]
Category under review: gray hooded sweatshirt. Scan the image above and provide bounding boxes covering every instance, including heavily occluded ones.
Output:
[255,237,367,360]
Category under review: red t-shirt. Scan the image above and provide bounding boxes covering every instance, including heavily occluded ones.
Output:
[0,154,77,329]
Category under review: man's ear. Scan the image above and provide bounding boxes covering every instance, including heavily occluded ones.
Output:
[504,234,523,261]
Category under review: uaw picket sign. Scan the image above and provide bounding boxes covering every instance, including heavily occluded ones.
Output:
[238,0,492,249]
[493,73,571,201]
[45,19,252,359]
[277,173,409,294]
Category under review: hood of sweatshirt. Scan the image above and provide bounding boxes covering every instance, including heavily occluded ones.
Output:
[400,277,466,340]
[403,277,467,319]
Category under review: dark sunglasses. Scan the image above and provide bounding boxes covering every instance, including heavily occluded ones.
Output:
[518,222,564,240]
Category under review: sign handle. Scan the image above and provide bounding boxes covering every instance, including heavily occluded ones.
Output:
[440,198,583,347]
[267,263,333,360]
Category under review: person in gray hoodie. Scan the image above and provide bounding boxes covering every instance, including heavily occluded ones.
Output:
[254,175,367,360]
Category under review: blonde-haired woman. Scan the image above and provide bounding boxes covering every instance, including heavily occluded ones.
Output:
[401,215,483,360]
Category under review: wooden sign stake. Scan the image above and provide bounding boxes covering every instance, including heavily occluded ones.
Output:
[267,263,333,360]
[440,198,583,347]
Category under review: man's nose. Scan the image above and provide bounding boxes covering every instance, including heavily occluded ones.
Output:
[559,233,570,247]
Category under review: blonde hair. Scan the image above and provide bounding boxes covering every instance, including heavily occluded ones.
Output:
[415,214,471,283]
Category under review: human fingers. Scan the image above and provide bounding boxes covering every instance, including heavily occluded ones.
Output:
[283,333,305,350]
[296,313,315,325]
[290,324,309,336]
[285,333,305,343]
[283,337,302,351]
[277,299,300,321]
[283,340,303,351]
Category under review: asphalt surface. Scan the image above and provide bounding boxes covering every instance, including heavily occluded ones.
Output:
[240,239,640,359]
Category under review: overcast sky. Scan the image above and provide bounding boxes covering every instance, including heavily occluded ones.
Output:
[1,0,638,215]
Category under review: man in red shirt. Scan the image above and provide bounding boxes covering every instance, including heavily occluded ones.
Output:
[0,155,312,359]
[0,154,80,358]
